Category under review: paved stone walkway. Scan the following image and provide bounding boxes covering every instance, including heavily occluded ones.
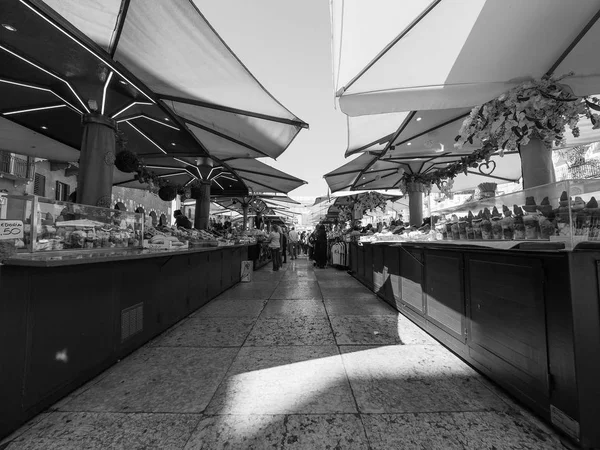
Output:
[2,256,566,449]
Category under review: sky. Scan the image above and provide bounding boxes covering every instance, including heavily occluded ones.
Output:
[193,0,349,199]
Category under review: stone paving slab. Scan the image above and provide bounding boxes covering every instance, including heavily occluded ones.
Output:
[58,347,237,413]
[245,316,336,346]
[260,299,328,318]
[205,346,357,415]
[331,315,439,345]
[191,299,267,318]
[324,297,397,316]
[339,345,509,414]
[152,317,255,347]
[270,282,322,300]
[4,412,200,450]
[362,411,564,450]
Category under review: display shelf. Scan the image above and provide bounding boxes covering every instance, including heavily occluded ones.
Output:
[1,195,143,253]
[431,179,600,249]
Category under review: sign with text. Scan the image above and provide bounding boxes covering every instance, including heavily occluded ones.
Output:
[0,220,24,240]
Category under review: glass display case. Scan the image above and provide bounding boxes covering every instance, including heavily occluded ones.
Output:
[431,179,600,249]
[0,194,143,253]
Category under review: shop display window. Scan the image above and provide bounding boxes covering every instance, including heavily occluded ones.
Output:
[1,195,143,252]
[431,179,600,249]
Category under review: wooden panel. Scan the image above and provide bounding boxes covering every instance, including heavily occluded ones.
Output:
[23,264,116,409]
[569,251,600,448]
[357,244,366,281]
[350,243,358,274]
[188,252,209,311]
[364,244,374,289]
[156,255,192,329]
[221,248,233,290]
[206,250,223,300]
[115,258,163,356]
[399,247,424,314]
[386,245,401,309]
[0,266,30,437]
[372,244,385,294]
[425,251,464,340]
[467,255,548,393]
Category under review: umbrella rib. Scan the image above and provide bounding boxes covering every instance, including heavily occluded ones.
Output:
[394,112,470,147]
[346,132,396,156]
[547,7,600,75]
[341,0,442,94]
[242,178,287,194]
[21,0,155,103]
[325,168,364,177]
[109,0,131,58]
[159,94,308,129]
[351,111,415,189]
[0,43,89,113]
[183,118,270,158]
[233,168,304,183]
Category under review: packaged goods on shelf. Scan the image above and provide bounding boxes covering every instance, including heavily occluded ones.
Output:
[431,179,600,249]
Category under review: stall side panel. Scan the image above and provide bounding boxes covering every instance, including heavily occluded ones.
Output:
[424,250,465,342]
[466,254,549,414]
[399,247,425,315]
[0,266,31,438]
[22,264,117,411]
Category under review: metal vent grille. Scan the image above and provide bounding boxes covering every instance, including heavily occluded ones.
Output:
[121,302,144,342]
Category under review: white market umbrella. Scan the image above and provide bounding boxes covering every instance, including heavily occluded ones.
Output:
[332,0,600,116]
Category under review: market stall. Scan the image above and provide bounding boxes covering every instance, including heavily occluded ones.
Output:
[0,0,308,439]
[327,2,600,448]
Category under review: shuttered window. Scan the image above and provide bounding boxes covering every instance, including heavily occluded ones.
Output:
[33,173,46,197]
[55,181,70,201]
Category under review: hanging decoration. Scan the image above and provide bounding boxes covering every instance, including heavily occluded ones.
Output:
[334,192,389,223]
[158,185,178,202]
[455,73,600,152]
[389,74,600,194]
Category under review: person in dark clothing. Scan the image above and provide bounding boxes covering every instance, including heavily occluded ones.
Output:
[280,226,288,264]
[313,224,328,268]
[173,210,192,229]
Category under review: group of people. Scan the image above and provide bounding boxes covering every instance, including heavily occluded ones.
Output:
[267,224,329,271]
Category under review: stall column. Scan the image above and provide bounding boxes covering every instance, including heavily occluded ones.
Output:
[520,138,555,189]
[407,181,424,226]
[193,181,211,230]
[77,113,117,207]
[242,203,249,231]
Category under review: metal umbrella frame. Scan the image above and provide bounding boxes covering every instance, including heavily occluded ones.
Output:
[0,0,307,197]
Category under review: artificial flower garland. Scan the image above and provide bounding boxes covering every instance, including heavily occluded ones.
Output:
[394,73,600,194]
[335,192,389,223]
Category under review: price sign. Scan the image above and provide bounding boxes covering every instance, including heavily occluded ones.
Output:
[0,220,24,240]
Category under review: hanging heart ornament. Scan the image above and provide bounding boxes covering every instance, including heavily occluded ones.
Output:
[478,160,497,175]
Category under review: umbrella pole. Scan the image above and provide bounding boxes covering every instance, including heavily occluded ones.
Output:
[409,192,423,226]
[193,181,211,230]
[77,113,117,207]
[407,182,424,226]
[520,138,556,189]
[242,204,249,231]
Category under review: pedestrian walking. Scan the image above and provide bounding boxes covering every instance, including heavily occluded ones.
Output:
[314,224,328,268]
[280,226,288,264]
[268,224,281,271]
[288,227,299,259]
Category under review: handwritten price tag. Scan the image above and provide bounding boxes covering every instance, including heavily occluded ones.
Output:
[0,220,24,240]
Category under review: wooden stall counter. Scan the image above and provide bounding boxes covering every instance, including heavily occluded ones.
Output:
[349,241,600,449]
[0,245,249,439]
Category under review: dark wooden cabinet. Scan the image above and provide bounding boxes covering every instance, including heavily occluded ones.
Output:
[425,251,465,342]
[399,246,425,314]
[0,246,248,439]
[347,242,599,448]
